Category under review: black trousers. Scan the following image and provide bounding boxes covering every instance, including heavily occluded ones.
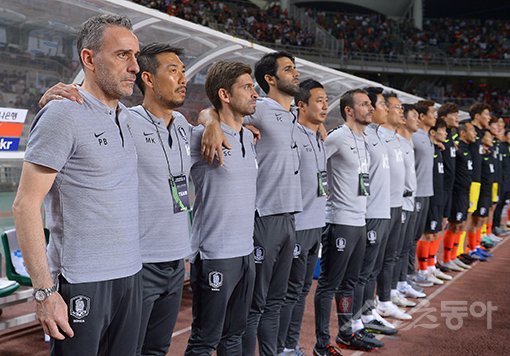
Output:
[376,207,403,302]
[493,190,510,228]
[351,218,391,317]
[185,254,255,356]
[52,271,142,356]
[409,197,430,275]
[395,210,418,285]
[314,223,366,348]
[278,227,321,352]
[243,213,295,356]
[137,260,184,356]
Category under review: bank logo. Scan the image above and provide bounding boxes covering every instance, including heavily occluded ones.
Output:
[70,295,90,320]
[208,271,223,291]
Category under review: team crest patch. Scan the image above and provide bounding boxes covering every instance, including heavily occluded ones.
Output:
[456,212,463,221]
[480,207,487,215]
[337,296,352,314]
[293,244,302,258]
[254,246,265,263]
[336,237,346,252]
[70,295,90,320]
[208,271,223,291]
[416,202,422,212]
[430,220,438,230]
[367,230,377,244]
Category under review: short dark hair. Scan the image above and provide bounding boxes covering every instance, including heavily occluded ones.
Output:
[340,88,368,120]
[295,79,324,105]
[363,87,383,109]
[431,118,447,132]
[383,91,398,104]
[458,121,470,135]
[135,42,184,94]
[403,103,416,118]
[415,100,435,116]
[254,51,295,94]
[489,116,499,126]
[77,15,132,66]
[469,102,491,119]
[437,102,459,119]
[205,61,252,110]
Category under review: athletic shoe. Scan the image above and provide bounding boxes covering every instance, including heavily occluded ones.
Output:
[392,292,417,307]
[483,235,500,244]
[376,302,412,320]
[488,233,504,242]
[398,283,427,298]
[475,247,493,258]
[372,309,397,329]
[453,258,471,269]
[364,319,398,335]
[335,332,375,351]
[313,344,343,356]
[281,347,306,356]
[442,261,463,272]
[433,268,453,280]
[412,272,434,287]
[506,221,510,228]
[480,241,494,250]
[469,250,487,262]
[458,254,475,265]
[426,273,444,285]
[436,262,451,273]
[406,278,425,293]
[493,227,509,237]
[358,329,385,348]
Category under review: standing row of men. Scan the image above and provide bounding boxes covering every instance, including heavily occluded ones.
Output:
[12,14,509,356]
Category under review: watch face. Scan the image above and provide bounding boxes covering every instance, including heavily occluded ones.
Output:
[35,290,47,302]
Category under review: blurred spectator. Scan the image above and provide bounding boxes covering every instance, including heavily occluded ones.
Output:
[132,0,315,47]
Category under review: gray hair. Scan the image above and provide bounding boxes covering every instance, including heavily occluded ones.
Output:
[77,15,133,65]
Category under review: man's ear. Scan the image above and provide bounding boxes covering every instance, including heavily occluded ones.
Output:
[81,48,95,72]
[218,88,230,105]
[141,71,154,91]
[264,74,276,88]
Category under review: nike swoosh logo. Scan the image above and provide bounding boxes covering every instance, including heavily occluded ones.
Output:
[350,146,356,150]
[372,142,378,146]
[143,132,154,136]
[94,132,105,138]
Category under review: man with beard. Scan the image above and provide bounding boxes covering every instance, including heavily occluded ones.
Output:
[185,61,258,355]
[341,87,396,340]
[38,42,203,355]
[241,51,303,356]
[199,51,304,355]
[313,89,372,356]
[13,15,142,355]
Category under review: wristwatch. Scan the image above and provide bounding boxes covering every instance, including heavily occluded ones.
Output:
[33,284,58,302]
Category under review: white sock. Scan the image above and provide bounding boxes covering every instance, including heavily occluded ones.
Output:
[380,301,393,308]
[397,281,407,290]
[352,318,364,332]
[361,313,374,323]
[427,265,435,274]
